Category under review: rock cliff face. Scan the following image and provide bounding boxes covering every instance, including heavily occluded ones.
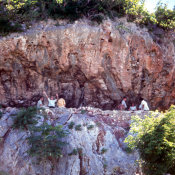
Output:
[0,19,175,110]
[0,107,145,175]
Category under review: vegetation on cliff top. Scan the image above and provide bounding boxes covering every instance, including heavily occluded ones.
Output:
[0,0,174,36]
[125,105,175,175]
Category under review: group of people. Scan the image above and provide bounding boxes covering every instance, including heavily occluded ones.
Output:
[118,97,149,111]
[37,91,66,108]
[37,91,150,111]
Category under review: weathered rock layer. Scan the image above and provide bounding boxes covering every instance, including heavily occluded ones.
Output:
[0,19,175,110]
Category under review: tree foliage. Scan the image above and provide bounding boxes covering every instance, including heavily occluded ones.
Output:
[0,0,174,36]
[155,3,175,29]
[28,123,68,160]
[125,105,175,175]
[13,106,38,130]
[12,106,68,161]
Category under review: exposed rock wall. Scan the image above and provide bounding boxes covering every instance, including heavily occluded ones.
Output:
[0,19,175,110]
[0,107,145,175]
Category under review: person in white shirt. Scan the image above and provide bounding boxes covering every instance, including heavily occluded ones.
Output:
[43,91,58,108]
[37,97,44,108]
[118,97,127,110]
[129,103,137,111]
[139,98,149,111]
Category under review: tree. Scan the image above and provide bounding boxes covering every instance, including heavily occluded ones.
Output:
[155,3,175,29]
[28,123,68,160]
[125,106,175,175]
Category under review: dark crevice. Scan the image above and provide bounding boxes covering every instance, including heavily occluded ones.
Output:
[78,149,87,175]
[0,128,11,155]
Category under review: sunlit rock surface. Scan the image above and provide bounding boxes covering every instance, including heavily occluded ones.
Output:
[0,19,174,110]
[0,107,148,175]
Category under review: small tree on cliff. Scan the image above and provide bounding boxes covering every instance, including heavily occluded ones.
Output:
[28,123,68,160]
[125,105,175,175]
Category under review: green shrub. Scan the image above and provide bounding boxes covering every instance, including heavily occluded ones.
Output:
[125,105,175,175]
[0,112,2,119]
[155,3,175,29]
[28,123,68,160]
[87,125,94,130]
[0,16,23,36]
[0,170,10,175]
[101,148,108,154]
[116,24,132,33]
[75,124,82,131]
[68,148,78,156]
[68,121,75,129]
[123,146,133,154]
[81,109,87,114]
[13,107,38,130]
[103,163,107,169]
[0,0,174,36]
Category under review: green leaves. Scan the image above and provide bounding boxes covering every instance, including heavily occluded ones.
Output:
[155,3,175,29]
[12,106,68,161]
[75,124,82,131]
[13,107,38,130]
[101,148,108,154]
[125,105,175,175]
[0,0,174,36]
[28,123,68,160]
[68,121,75,129]
[87,124,94,130]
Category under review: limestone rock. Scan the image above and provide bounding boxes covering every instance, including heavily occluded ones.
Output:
[0,107,146,175]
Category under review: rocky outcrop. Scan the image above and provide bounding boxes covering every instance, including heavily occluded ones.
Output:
[0,107,146,175]
[0,19,175,110]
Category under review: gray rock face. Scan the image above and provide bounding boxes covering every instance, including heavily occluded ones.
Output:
[0,107,147,175]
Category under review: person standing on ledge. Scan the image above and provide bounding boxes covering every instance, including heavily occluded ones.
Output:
[57,95,66,108]
[139,98,149,111]
[118,97,127,110]
[43,91,58,108]
[37,96,44,108]
[129,102,137,111]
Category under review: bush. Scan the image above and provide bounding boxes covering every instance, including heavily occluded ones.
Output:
[125,105,175,175]
[0,17,22,36]
[75,124,82,131]
[0,1,23,36]
[13,107,38,130]
[155,3,175,29]
[68,121,75,129]
[101,148,108,154]
[81,109,87,114]
[68,148,78,156]
[0,111,2,119]
[87,125,94,130]
[0,105,2,119]
[0,170,10,175]
[28,123,68,160]
[0,0,174,36]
